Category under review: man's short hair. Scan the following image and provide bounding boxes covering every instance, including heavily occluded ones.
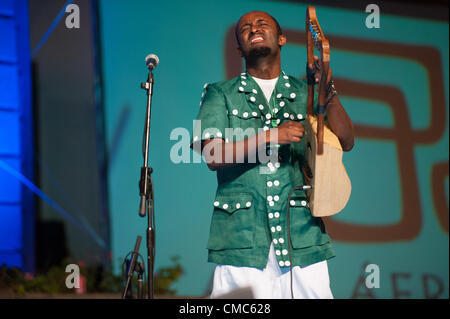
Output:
[235,12,283,48]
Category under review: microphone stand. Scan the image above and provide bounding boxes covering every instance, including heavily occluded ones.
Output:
[139,68,156,299]
[136,261,145,299]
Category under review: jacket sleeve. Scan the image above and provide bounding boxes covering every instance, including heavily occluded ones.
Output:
[191,83,229,152]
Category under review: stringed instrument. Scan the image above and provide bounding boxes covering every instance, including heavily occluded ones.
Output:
[304,6,351,217]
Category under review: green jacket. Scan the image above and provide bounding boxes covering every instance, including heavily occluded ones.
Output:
[193,71,335,269]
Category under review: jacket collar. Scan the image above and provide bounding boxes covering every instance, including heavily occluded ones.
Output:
[237,71,297,101]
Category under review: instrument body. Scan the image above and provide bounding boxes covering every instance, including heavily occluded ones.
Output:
[304,116,351,216]
[305,6,351,217]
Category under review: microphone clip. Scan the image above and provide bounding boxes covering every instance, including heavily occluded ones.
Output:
[141,71,154,95]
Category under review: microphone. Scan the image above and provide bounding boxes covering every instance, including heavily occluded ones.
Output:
[145,54,159,70]
[122,235,142,299]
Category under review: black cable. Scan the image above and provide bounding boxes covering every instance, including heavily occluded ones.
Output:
[121,252,131,280]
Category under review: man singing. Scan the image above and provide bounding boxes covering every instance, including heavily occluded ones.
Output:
[192,11,354,298]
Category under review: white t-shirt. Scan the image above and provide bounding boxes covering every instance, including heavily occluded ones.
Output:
[253,76,278,103]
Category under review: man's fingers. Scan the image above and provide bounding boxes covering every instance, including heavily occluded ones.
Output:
[290,124,304,132]
[308,57,321,70]
[289,127,304,138]
[280,121,304,133]
[314,60,320,70]
[288,121,304,129]
[278,121,305,143]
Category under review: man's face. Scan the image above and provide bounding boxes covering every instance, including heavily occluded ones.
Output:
[236,11,285,60]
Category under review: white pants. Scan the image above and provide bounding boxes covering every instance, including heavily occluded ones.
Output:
[210,244,333,299]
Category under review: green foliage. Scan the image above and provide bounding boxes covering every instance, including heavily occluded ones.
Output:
[154,256,184,295]
[0,264,26,293]
[0,255,184,297]
[21,266,69,294]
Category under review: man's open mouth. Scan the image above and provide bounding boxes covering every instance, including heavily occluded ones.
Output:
[250,35,264,44]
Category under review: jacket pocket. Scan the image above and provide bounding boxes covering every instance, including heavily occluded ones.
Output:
[206,192,255,250]
[228,109,262,142]
[288,194,330,249]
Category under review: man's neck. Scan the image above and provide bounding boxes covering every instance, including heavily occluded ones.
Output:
[245,53,281,79]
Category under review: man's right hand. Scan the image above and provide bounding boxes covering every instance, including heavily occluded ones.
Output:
[270,121,305,145]
[201,121,305,171]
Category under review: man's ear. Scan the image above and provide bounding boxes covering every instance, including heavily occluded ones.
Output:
[278,35,287,47]
[236,46,244,58]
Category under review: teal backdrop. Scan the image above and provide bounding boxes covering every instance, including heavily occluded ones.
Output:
[98,0,449,298]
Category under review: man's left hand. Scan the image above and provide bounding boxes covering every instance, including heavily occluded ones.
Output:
[307,55,332,85]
